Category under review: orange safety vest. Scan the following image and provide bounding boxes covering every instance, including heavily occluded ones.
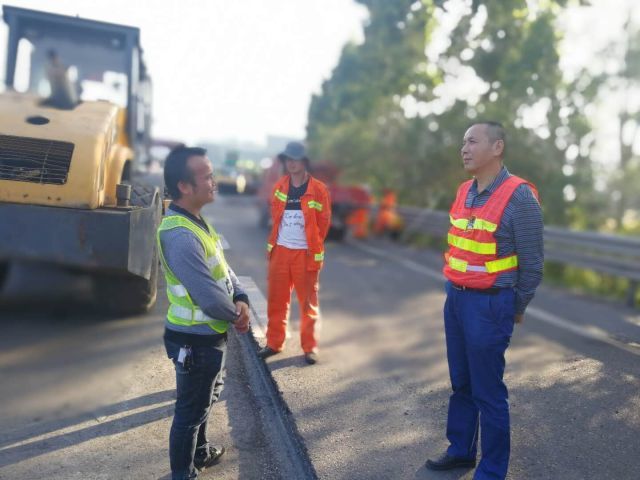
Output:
[267,175,332,271]
[443,175,539,289]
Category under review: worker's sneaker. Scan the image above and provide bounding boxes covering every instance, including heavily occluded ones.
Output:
[257,346,279,359]
[194,445,225,471]
[304,352,319,365]
[425,453,476,471]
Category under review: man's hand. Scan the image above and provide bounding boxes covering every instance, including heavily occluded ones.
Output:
[515,313,524,324]
[234,301,250,334]
[235,316,250,334]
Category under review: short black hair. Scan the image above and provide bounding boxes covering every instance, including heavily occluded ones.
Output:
[164,146,206,199]
[470,120,506,155]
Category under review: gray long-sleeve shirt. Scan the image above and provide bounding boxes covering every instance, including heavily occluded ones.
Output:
[159,207,247,335]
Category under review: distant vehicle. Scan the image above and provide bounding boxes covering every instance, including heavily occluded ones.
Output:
[257,158,370,241]
[0,6,160,314]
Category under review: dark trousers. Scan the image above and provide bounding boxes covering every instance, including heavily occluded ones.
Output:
[443,281,516,480]
[164,336,227,480]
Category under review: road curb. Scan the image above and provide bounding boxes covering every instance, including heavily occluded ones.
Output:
[232,276,317,480]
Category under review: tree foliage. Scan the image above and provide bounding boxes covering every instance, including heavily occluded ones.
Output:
[307,0,598,227]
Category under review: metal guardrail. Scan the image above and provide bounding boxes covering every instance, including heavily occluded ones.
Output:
[396,206,640,307]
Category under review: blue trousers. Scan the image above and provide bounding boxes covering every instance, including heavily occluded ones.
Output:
[443,281,516,480]
[164,336,227,480]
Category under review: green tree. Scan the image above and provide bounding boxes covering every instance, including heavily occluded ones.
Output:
[602,14,640,233]
[307,0,596,227]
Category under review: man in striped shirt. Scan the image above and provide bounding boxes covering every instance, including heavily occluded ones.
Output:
[426,122,544,480]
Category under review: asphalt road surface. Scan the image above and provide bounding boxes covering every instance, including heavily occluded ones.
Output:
[0,254,278,479]
[218,194,640,480]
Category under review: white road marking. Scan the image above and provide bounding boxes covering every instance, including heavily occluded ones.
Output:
[350,241,640,356]
[351,241,444,281]
[238,276,267,339]
[525,306,640,356]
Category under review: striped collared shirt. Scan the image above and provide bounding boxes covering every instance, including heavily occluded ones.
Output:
[465,166,544,313]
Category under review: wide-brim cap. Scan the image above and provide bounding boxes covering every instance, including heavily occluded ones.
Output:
[277,141,307,161]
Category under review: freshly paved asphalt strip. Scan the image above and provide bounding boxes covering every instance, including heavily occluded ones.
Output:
[235,275,317,480]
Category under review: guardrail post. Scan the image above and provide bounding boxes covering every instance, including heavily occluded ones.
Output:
[627,280,638,308]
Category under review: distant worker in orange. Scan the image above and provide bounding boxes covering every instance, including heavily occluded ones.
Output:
[258,142,331,365]
[374,188,402,236]
[346,185,373,239]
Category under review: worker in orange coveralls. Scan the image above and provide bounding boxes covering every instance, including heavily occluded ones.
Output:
[346,185,373,239]
[374,188,399,235]
[257,142,331,365]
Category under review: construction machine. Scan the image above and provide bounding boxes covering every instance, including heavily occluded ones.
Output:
[0,6,160,314]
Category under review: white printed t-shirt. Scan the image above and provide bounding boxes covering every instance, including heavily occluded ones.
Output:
[276,180,309,249]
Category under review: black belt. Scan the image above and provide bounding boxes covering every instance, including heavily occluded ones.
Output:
[450,283,502,295]
[164,327,227,347]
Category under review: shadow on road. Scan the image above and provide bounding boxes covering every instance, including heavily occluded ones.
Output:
[0,391,174,469]
[285,240,640,479]
[0,390,175,450]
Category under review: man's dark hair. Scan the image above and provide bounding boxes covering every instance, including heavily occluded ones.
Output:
[471,120,506,156]
[164,146,206,199]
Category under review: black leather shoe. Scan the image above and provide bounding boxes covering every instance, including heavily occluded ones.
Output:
[194,445,225,470]
[425,452,476,471]
[257,346,279,359]
[304,352,318,365]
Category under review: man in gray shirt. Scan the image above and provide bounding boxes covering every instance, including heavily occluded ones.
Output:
[158,146,250,480]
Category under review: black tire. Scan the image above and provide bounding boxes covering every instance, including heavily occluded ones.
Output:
[93,183,160,315]
[93,256,158,315]
[130,184,157,207]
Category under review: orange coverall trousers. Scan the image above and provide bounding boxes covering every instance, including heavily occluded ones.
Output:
[267,245,320,353]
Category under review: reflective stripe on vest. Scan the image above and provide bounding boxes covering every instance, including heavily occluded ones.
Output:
[447,233,496,255]
[314,251,324,262]
[447,255,518,274]
[158,215,233,333]
[274,189,287,202]
[308,200,323,211]
[168,284,188,297]
[267,243,274,252]
[169,304,216,323]
[449,215,497,233]
[206,256,220,269]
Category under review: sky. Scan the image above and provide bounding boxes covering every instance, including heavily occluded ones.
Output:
[1,0,638,165]
[0,0,368,145]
